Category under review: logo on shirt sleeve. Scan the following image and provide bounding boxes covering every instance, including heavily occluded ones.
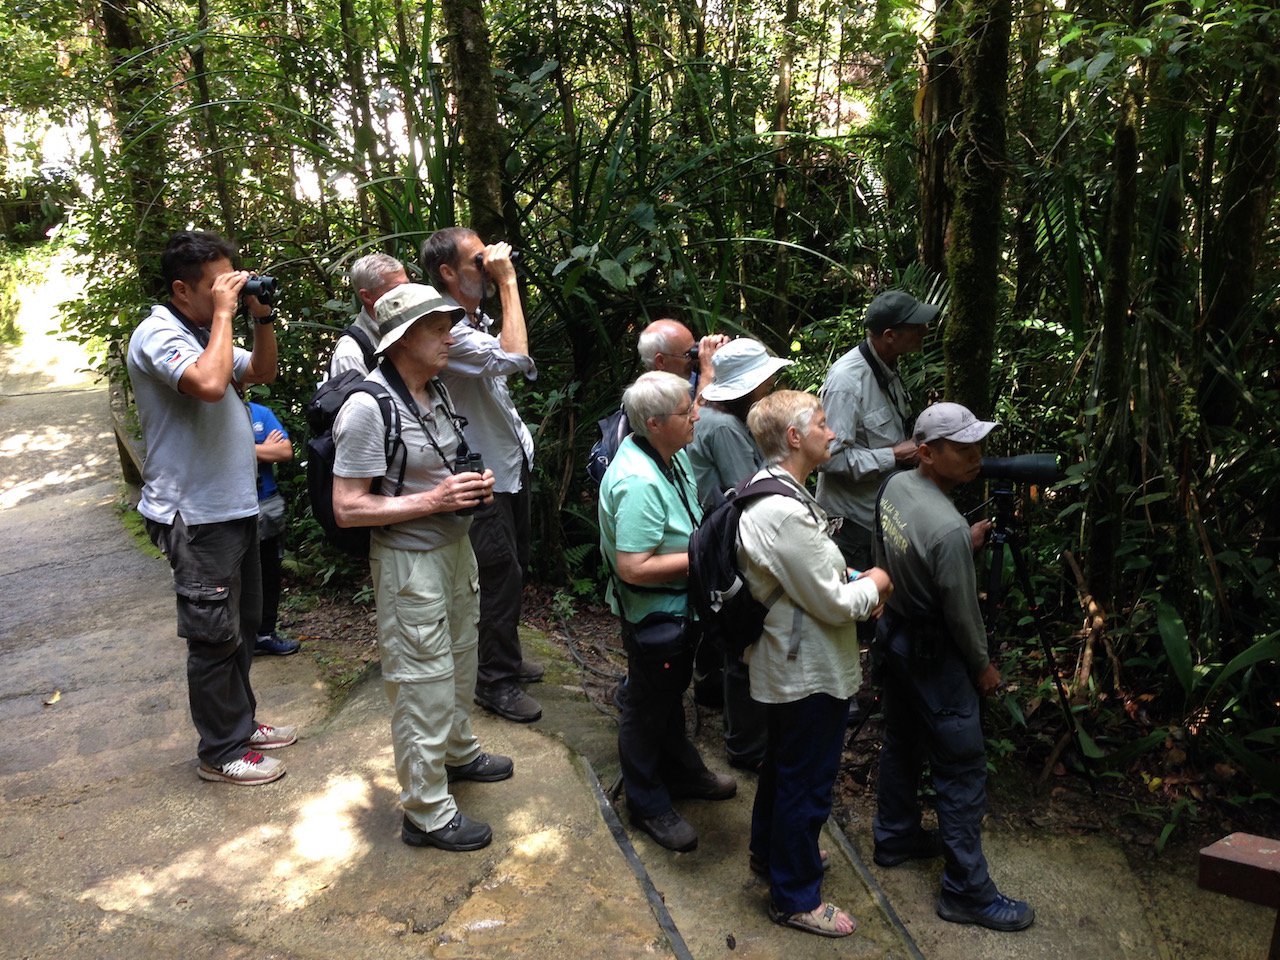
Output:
[162,347,184,367]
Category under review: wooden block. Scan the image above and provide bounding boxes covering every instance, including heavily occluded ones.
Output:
[1199,833,1280,909]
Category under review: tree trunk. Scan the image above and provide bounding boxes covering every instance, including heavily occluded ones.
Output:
[1010,0,1048,313]
[621,3,650,186]
[191,0,237,236]
[337,0,392,238]
[1085,91,1138,609]
[99,0,169,293]
[917,0,961,274]
[392,0,421,184]
[440,0,507,242]
[769,0,800,333]
[942,0,1011,416]
[1199,55,1280,428]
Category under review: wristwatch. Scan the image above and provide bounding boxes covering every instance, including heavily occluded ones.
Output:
[254,312,274,325]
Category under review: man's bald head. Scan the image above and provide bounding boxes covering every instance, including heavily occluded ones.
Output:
[638,319,696,374]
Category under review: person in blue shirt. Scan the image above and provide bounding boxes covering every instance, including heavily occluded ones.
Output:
[249,401,301,656]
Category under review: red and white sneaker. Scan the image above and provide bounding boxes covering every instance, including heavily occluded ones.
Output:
[198,750,285,785]
[248,722,297,750]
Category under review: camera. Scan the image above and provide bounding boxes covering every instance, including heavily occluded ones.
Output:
[453,451,486,515]
[684,344,699,363]
[243,275,278,306]
[978,453,1061,484]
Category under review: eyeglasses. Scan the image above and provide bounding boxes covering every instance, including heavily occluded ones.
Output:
[661,406,696,421]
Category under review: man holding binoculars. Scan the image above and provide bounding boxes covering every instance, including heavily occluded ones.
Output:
[420,228,544,725]
[127,230,295,786]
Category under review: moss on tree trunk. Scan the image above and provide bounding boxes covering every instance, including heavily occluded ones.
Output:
[440,0,507,243]
[943,0,1010,417]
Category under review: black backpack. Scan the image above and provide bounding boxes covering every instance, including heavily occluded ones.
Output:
[305,371,405,558]
[687,475,802,658]
[586,406,631,484]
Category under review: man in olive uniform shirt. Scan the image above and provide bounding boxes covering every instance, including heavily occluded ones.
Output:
[872,402,1035,933]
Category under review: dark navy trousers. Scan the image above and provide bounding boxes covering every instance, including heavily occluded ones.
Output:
[471,462,531,690]
[750,692,849,913]
[873,626,997,907]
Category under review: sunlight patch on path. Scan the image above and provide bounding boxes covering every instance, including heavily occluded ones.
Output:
[2,249,97,394]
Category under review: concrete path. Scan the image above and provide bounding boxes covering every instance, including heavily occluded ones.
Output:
[2,257,1275,959]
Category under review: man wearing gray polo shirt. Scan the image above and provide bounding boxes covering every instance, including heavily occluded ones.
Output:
[127,230,295,786]
[420,227,543,724]
[816,290,936,572]
[332,283,512,853]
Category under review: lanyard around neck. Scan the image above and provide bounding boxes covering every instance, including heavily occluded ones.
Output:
[635,436,699,529]
[859,339,913,433]
[380,360,468,465]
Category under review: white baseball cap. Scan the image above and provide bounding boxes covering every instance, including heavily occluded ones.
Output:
[373,283,464,355]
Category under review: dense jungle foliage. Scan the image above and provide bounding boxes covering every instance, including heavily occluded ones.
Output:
[2,0,1276,817]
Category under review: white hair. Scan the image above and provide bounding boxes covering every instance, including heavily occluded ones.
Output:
[622,371,692,440]
[637,320,689,370]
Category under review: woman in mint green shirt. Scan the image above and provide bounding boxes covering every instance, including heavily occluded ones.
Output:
[598,372,737,854]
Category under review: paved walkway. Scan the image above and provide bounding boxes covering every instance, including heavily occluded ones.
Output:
[1,260,1274,959]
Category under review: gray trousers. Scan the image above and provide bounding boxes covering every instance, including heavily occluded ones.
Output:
[873,621,997,907]
[147,513,260,768]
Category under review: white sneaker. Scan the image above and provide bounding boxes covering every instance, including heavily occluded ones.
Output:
[198,750,285,785]
[248,722,297,750]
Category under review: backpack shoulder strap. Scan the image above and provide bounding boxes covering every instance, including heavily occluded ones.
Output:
[344,324,378,370]
[730,474,811,645]
[349,382,407,496]
[732,475,801,506]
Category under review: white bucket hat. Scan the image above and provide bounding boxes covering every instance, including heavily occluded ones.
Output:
[700,339,793,402]
[373,283,464,355]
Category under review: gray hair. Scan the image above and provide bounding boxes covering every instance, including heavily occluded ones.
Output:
[747,390,821,464]
[622,371,692,440]
[350,253,405,298]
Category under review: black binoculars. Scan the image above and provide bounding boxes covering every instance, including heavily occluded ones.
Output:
[243,275,278,306]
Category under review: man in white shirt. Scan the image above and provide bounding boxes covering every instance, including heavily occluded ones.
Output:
[421,228,543,723]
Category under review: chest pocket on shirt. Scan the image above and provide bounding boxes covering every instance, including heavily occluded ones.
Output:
[860,406,896,444]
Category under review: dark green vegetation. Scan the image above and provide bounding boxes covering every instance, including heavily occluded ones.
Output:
[2,0,1275,831]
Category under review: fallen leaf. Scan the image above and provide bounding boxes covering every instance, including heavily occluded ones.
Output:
[43,689,61,706]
